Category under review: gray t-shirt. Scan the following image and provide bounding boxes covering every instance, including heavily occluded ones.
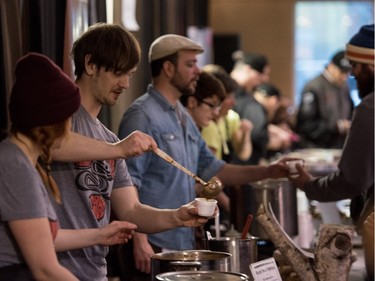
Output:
[0,139,58,268]
[51,106,133,281]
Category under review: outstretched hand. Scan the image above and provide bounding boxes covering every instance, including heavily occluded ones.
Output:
[240,119,253,133]
[98,220,137,245]
[267,157,293,179]
[288,164,313,191]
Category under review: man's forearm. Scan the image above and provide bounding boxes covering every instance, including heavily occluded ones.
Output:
[217,164,270,186]
[52,132,122,161]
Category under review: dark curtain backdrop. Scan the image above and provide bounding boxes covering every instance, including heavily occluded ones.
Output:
[0,0,23,140]
[0,0,106,138]
[0,0,206,137]
[135,0,208,96]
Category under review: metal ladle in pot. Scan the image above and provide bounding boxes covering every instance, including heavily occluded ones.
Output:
[153,148,223,199]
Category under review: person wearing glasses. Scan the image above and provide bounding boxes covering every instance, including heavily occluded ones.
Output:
[180,71,230,238]
[201,64,253,164]
[117,34,291,281]
[180,71,225,130]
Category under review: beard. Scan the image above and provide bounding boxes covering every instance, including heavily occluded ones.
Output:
[170,74,196,96]
[357,65,374,99]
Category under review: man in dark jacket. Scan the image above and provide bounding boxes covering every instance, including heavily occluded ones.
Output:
[296,50,353,149]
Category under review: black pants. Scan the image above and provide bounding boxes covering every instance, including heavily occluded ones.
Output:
[107,240,162,281]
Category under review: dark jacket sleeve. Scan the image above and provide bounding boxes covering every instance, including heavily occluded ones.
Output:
[304,93,374,202]
[296,89,339,147]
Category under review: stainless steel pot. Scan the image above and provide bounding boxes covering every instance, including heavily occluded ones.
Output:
[204,237,257,280]
[151,250,231,280]
[246,178,298,238]
[156,271,249,280]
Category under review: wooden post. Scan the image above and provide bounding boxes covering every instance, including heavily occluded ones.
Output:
[256,203,356,281]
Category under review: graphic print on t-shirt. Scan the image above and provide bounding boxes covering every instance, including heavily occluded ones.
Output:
[49,219,59,240]
[74,159,115,221]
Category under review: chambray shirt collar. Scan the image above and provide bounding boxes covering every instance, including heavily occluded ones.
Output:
[147,84,184,113]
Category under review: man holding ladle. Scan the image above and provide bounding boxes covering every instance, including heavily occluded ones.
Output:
[118,34,291,280]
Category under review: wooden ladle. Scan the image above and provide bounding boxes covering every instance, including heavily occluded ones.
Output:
[153,148,223,199]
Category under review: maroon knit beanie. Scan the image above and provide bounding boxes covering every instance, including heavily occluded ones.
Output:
[9,52,81,128]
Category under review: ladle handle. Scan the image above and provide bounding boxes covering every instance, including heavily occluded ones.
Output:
[153,148,207,185]
[241,214,253,239]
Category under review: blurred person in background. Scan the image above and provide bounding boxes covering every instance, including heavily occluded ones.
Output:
[290,24,374,280]
[233,81,294,165]
[201,64,253,164]
[230,51,271,93]
[296,50,354,149]
[269,96,301,158]
[180,71,229,241]
[272,96,298,134]
[253,83,297,160]
[230,52,278,165]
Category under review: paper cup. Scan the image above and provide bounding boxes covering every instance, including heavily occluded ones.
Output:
[286,160,304,175]
[195,198,217,217]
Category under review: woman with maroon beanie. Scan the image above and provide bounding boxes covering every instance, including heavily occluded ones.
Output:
[0,53,137,281]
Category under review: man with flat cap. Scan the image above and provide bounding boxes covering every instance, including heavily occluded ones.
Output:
[118,34,290,280]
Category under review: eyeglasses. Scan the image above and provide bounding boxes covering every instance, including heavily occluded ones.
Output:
[195,97,222,110]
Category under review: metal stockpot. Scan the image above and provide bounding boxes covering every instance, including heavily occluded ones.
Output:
[156,271,249,280]
[151,250,231,280]
[204,237,257,280]
[246,178,298,238]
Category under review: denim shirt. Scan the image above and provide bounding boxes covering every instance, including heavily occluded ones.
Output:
[118,84,225,250]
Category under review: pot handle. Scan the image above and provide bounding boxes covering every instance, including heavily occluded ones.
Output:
[169,261,202,271]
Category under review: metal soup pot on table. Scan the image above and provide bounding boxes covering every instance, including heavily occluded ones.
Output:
[156,271,249,281]
[150,250,231,280]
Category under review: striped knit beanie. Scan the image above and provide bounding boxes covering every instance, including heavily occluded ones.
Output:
[346,24,374,65]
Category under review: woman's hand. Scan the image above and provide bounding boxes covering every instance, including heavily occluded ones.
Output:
[98,220,137,245]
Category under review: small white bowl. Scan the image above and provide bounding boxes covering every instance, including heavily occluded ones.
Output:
[286,159,304,175]
[195,198,217,217]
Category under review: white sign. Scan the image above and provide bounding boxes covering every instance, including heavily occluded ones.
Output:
[250,257,282,281]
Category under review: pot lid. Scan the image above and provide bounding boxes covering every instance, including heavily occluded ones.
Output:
[156,271,248,281]
[151,250,231,261]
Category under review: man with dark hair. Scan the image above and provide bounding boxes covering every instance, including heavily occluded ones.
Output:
[50,24,209,281]
[296,50,354,149]
[118,34,290,280]
[290,24,374,280]
[230,51,271,94]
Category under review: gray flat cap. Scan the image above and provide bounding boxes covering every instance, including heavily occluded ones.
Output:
[148,34,204,62]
